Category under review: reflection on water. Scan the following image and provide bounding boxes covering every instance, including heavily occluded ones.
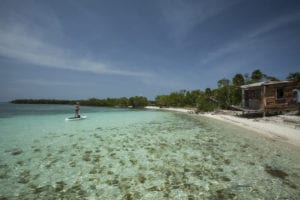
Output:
[0,106,299,199]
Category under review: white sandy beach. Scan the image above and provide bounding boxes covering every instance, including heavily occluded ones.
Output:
[146,106,300,147]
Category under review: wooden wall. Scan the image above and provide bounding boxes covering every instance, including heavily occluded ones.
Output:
[264,82,298,112]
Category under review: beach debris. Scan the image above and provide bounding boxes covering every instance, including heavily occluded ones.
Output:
[264,165,288,179]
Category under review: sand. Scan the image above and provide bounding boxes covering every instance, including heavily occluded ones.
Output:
[145,106,300,147]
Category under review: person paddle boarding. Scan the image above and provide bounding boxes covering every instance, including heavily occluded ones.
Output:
[75,102,80,118]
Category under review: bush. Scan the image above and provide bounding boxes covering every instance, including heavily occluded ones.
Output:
[128,96,148,108]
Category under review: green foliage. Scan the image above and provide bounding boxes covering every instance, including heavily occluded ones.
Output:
[117,97,129,107]
[155,90,201,108]
[244,69,279,83]
[196,93,218,112]
[217,78,230,88]
[12,97,135,108]
[232,74,245,86]
[128,96,148,108]
[189,90,202,105]
[155,95,170,107]
[230,85,242,105]
[213,87,228,109]
[251,69,265,82]
[205,88,212,96]
[169,91,185,107]
[287,72,300,82]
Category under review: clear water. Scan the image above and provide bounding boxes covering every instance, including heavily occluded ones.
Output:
[0,103,299,199]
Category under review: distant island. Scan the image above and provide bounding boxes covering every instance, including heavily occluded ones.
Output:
[11,96,149,108]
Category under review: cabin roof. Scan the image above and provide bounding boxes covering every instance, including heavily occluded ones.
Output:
[240,80,296,89]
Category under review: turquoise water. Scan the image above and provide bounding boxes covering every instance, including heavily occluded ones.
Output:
[0,103,299,199]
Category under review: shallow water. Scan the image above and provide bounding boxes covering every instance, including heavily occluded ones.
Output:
[0,103,299,199]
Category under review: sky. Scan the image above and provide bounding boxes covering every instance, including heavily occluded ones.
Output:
[0,0,299,101]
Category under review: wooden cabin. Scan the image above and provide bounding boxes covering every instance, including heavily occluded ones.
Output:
[241,81,298,115]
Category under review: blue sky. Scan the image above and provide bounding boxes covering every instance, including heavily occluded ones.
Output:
[0,0,299,101]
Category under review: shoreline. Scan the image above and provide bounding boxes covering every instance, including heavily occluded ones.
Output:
[145,106,300,148]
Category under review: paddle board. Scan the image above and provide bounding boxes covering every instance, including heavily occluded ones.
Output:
[65,116,87,121]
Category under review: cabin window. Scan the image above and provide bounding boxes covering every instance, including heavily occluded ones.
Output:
[276,88,284,99]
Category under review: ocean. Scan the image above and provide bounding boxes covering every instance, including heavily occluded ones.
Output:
[0,103,299,199]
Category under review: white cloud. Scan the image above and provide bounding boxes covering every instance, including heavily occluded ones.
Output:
[200,12,300,65]
[0,25,152,77]
[14,79,87,87]
[248,12,300,39]
[159,0,241,40]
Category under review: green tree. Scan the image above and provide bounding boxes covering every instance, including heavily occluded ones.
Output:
[229,85,241,105]
[205,88,212,96]
[196,92,217,112]
[232,74,245,86]
[190,90,201,106]
[184,91,193,106]
[214,87,228,108]
[217,78,230,88]
[217,78,230,107]
[129,96,148,108]
[168,91,186,107]
[155,95,169,107]
[287,72,300,82]
[184,90,201,107]
[116,97,129,107]
[251,69,265,82]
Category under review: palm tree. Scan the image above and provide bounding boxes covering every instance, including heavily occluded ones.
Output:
[232,73,245,86]
[251,69,265,82]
